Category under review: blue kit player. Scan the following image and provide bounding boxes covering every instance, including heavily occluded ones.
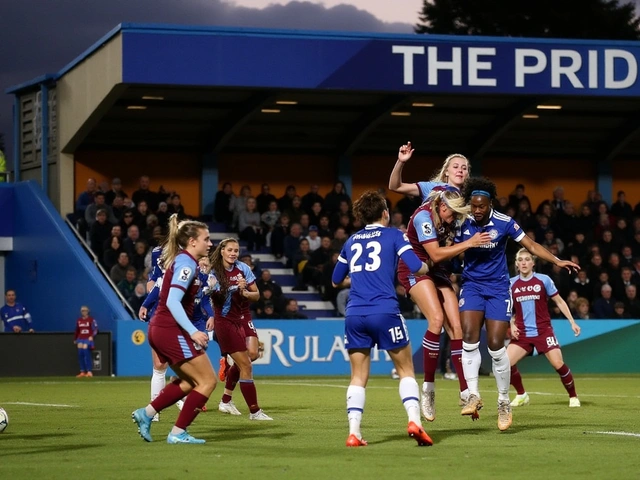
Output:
[332,190,433,448]
[456,177,579,431]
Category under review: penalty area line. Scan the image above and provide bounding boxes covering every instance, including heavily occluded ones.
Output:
[3,401,78,408]
[585,431,640,438]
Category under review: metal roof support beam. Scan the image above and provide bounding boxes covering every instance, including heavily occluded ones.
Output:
[207,92,273,154]
[467,98,540,171]
[338,95,408,157]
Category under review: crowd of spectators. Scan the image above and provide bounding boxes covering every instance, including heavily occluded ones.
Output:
[76,176,640,320]
[215,181,640,319]
[74,175,192,307]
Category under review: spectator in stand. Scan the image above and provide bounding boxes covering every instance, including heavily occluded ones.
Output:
[231,185,252,231]
[607,252,622,280]
[302,185,324,215]
[514,199,534,231]
[592,284,617,318]
[283,223,304,268]
[317,215,332,239]
[331,227,348,252]
[156,202,170,230]
[89,208,114,261]
[256,269,283,299]
[283,195,304,225]
[256,183,277,214]
[278,185,297,213]
[542,229,564,256]
[214,182,235,228]
[550,186,567,213]
[103,224,123,245]
[111,195,127,222]
[1,290,34,333]
[612,218,632,247]
[238,197,264,252]
[103,235,124,271]
[633,258,640,282]
[239,253,262,281]
[574,297,591,319]
[565,232,589,264]
[576,205,596,242]
[131,241,149,276]
[305,225,321,251]
[390,211,406,231]
[614,266,638,301]
[299,213,311,236]
[586,253,605,280]
[123,225,141,258]
[132,175,158,212]
[610,191,633,221]
[256,286,285,316]
[330,200,353,230]
[292,238,312,291]
[142,215,159,242]
[555,201,580,245]
[623,284,640,318]
[105,177,128,206]
[110,252,131,284]
[120,209,136,233]
[133,200,150,231]
[572,270,593,302]
[534,214,552,243]
[75,178,97,220]
[118,266,138,301]
[495,196,509,214]
[270,213,290,259]
[74,306,98,377]
[308,201,324,228]
[582,190,600,216]
[621,245,635,267]
[128,283,149,313]
[167,194,187,220]
[322,251,342,306]
[323,181,351,217]
[282,299,308,319]
[613,301,629,319]
[257,302,279,319]
[593,271,612,299]
[594,204,615,240]
[85,191,118,229]
[630,231,640,258]
[260,200,280,249]
[508,184,531,212]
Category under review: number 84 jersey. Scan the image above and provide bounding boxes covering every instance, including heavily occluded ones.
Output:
[333,224,417,316]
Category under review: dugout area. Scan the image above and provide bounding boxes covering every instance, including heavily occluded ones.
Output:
[6,23,640,218]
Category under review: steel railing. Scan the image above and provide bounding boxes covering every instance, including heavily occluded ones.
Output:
[65,217,137,319]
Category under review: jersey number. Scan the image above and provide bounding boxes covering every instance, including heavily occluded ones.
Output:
[388,326,405,343]
[350,241,382,273]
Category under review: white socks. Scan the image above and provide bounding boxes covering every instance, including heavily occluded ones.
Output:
[462,342,481,396]
[399,377,421,424]
[151,367,167,402]
[489,347,511,402]
[346,385,366,437]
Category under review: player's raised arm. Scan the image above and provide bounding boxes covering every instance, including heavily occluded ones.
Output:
[389,142,420,196]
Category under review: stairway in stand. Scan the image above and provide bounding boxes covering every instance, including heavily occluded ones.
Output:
[208,224,336,318]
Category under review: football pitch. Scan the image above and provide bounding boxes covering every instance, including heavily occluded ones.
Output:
[0,375,638,479]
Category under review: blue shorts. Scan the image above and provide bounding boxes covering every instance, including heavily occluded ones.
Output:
[458,281,512,321]
[192,319,207,333]
[76,339,92,347]
[345,313,410,351]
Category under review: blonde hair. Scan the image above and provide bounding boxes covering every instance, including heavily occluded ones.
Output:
[430,153,470,183]
[426,189,470,232]
[515,248,537,264]
[161,214,208,271]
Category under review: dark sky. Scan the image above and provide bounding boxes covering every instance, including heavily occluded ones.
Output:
[0,0,413,156]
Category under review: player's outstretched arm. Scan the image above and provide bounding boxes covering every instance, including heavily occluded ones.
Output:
[551,295,581,336]
[389,142,420,196]
[424,232,491,263]
[519,236,580,273]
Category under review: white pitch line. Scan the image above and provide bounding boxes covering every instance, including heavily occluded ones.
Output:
[587,431,640,438]
[4,401,78,408]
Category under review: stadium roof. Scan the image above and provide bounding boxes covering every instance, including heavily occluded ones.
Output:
[8,23,640,161]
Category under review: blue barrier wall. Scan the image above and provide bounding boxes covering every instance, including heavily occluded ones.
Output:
[2,182,132,334]
[113,318,640,376]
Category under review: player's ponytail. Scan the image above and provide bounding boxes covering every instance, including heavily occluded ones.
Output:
[162,214,209,270]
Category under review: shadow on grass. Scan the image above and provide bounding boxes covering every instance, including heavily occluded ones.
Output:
[0,432,73,441]
[0,443,105,457]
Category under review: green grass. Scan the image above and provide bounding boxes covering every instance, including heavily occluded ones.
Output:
[0,375,639,479]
